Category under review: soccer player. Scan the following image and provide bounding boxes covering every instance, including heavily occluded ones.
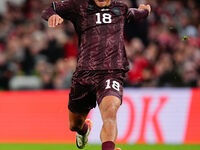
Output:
[42,0,151,150]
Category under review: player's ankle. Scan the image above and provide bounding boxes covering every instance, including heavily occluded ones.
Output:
[77,123,88,135]
[102,141,115,150]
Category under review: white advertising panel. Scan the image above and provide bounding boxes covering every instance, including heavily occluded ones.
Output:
[89,88,191,144]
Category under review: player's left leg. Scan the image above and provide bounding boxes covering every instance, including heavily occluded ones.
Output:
[68,70,97,149]
[69,110,92,149]
[99,95,121,150]
[69,110,88,134]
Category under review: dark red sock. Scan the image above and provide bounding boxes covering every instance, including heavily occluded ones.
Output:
[77,123,88,135]
[102,141,115,150]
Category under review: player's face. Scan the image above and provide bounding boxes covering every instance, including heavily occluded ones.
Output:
[94,0,111,7]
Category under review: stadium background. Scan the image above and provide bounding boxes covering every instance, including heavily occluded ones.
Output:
[0,0,200,150]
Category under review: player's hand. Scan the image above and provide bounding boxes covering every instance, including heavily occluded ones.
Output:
[48,14,64,28]
[138,4,151,15]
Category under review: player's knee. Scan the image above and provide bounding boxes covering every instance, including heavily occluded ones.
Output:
[102,110,117,128]
[100,96,121,120]
[102,106,118,120]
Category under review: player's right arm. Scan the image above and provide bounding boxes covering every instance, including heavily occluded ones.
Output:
[41,0,77,28]
[48,14,64,28]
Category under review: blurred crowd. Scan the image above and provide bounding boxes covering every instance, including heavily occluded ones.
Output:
[125,0,200,87]
[0,0,200,90]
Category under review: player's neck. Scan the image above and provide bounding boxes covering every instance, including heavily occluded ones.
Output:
[94,0,112,8]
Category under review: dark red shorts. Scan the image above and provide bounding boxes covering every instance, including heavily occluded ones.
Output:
[68,70,125,113]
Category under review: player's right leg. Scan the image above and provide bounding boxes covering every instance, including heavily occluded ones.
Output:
[96,70,125,150]
[69,110,92,149]
[99,96,121,150]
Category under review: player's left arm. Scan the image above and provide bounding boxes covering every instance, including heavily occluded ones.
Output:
[126,4,151,22]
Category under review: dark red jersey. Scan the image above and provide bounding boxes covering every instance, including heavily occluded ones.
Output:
[42,0,149,71]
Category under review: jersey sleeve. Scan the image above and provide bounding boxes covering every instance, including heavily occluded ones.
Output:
[126,8,149,23]
[41,0,78,21]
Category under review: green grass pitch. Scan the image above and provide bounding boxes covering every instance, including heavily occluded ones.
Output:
[0,144,200,150]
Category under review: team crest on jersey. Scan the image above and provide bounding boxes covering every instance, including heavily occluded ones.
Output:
[87,4,95,11]
[111,7,121,16]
